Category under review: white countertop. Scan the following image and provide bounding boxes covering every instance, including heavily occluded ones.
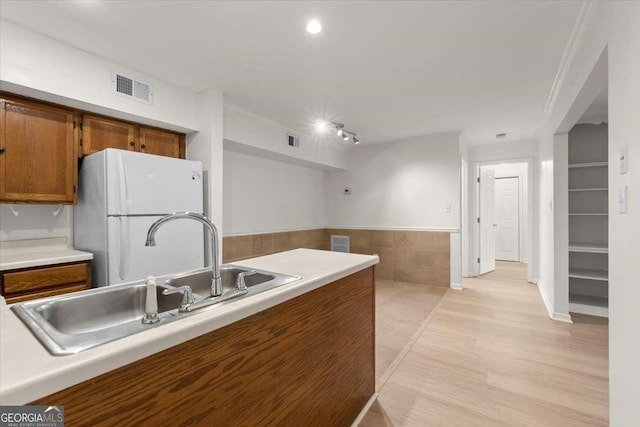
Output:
[0,249,378,404]
[0,238,93,271]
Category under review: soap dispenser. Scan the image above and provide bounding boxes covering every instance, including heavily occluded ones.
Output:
[142,276,160,324]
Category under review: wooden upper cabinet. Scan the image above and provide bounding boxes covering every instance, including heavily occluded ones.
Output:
[82,114,136,156]
[138,126,181,158]
[80,114,183,159]
[0,97,77,204]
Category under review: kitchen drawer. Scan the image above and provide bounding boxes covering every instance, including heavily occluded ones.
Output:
[1,262,90,294]
[4,284,89,304]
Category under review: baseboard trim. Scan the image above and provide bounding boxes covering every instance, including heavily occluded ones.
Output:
[552,312,573,323]
[450,282,463,290]
[537,281,554,319]
[350,393,378,427]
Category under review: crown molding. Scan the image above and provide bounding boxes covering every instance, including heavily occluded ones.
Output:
[543,1,598,117]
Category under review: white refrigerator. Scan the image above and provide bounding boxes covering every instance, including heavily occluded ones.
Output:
[74,149,205,287]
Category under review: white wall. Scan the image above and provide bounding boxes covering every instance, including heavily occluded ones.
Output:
[325,132,461,230]
[223,151,325,236]
[0,20,199,132]
[608,7,640,420]
[459,138,470,288]
[0,205,72,243]
[224,105,347,171]
[325,132,462,287]
[186,89,224,264]
[485,162,529,263]
[537,2,640,422]
[552,134,570,321]
[536,134,555,318]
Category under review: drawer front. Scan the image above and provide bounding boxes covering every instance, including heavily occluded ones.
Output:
[2,262,89,294]
[4,284,89,304]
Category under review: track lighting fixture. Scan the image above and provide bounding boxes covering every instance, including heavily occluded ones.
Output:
[329,122,361,144]
[313,120,362,144]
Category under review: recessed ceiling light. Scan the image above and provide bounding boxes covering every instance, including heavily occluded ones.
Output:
[306,20,322,34]
[496,133,507,139]
[314,119,330,134]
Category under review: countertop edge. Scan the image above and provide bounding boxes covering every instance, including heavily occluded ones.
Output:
[0,251,94,272]
[0,250,378,404]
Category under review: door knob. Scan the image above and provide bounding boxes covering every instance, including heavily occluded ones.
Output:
[140,144,146,149]
[0,147,5,154]
[129,141,135,146]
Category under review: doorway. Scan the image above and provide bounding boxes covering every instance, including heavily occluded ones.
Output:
[474,161,530,277]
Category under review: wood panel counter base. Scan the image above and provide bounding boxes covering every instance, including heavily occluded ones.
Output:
[32,267,375,426]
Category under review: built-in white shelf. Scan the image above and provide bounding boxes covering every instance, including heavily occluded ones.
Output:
[568,188,608,192]
[568,268,608,281]
[568,162,608,169]
[569,213,608,216]
[568,242,608,253]
[569,294,609,317]
[567,123,608,318]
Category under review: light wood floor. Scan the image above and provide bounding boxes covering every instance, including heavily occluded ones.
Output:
[376,279,449,383]
[363,262,609,426]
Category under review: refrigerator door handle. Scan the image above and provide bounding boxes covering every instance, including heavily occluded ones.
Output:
[116,152,130,216]
[118,217,130,281]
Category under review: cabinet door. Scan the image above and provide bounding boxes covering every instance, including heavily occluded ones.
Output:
[138,126,181,158]
[82,114,136,156]
[0,97,77,203]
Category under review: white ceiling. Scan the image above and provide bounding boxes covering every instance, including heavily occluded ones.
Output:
[0,0,582,145]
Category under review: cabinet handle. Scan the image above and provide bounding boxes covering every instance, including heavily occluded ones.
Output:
[0,147,4,154]
[140,144,146,149]
[129,141,135,146]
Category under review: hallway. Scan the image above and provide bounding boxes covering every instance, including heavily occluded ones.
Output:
[362,262,609,426]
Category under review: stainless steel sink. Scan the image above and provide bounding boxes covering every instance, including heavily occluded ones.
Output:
[11,264,300,356]
[34,285,186,335]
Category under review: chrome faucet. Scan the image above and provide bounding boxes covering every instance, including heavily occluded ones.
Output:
[145,212,223,297]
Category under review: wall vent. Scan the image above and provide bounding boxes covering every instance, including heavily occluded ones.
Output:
[287,133,300,148]
[331,235,350,253]
[112,71,153,104]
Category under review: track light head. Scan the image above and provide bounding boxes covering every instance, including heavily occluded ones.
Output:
[329,121,359,144]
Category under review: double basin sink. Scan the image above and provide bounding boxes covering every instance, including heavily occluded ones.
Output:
[11,265,300,356]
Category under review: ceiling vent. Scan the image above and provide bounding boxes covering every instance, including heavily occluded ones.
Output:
[112,71,153,105]
[287,133,300,148]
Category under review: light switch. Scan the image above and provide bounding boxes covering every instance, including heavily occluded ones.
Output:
[620,145,628,174]
[619,186,628,214]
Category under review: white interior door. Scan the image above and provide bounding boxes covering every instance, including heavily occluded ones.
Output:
[495,177,520,261]
[479,168,496,274]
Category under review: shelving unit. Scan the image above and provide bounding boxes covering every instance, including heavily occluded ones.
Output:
[568,242,608,253]
[567,123,609,318]
[568,188,607,192]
